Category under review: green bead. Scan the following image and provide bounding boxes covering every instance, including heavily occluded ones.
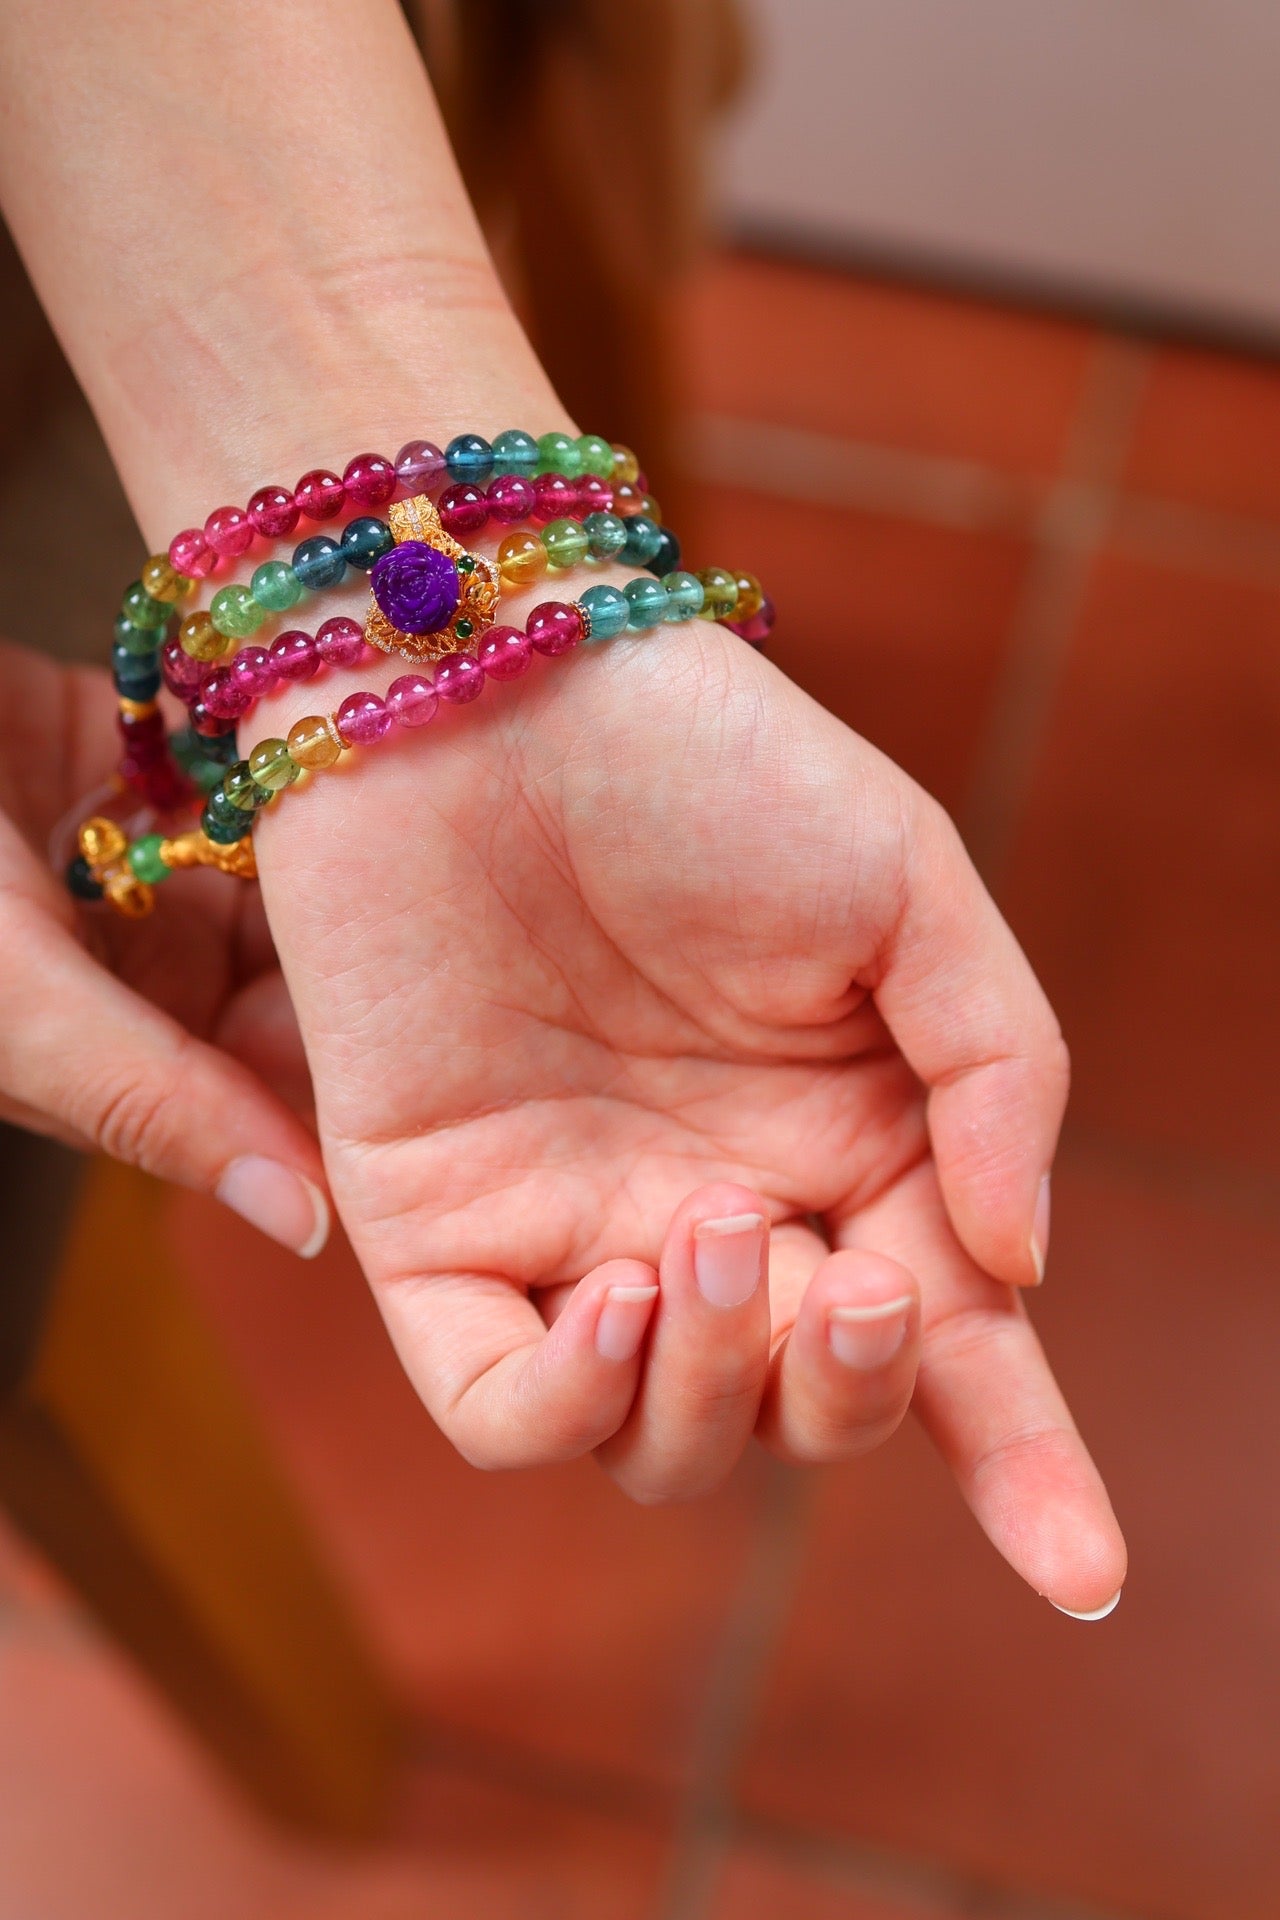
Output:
[250,560,302,613]
[202,787,252,844]
[576,434,614,479]
[455,617,474,639]
[114,611,161,656]
[583,511,628,561]
[578,584,629,642]
[537,430,582,479]
[126,833,170,885]
[623,576,669,631]
[543,517,590,569]
[247,737,298,792]
[491,429,540,475]
[662,570,705,623]
[621,515,663,566]
[210,583,264,639]
[223,760,272,812]
[697,567,739,621]
[121,579,171,629]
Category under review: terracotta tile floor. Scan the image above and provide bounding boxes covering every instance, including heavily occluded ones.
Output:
[3,251,1280,1918]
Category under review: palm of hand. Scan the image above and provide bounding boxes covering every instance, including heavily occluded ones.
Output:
[261,621,1124,1608]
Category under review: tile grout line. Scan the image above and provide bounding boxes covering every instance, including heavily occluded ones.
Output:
[650,1459,817,1920]
[959,336,1152,893]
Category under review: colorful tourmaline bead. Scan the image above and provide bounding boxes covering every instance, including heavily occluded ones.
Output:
[205,506,254,559]
[269,630,319,680]
[445,434,493,485]
[286,714,342,770]
[394,439,446,492]
[294,469,345,521]
[315,615,366,666]
[662,571,705,623]
[342,451,396,508]
[697,567,739,621]
[543,518,589,569]
[496,530,548,588]
[578,584,628,641]
[434,654,484,703]
[624,577,668,630]
[491,429,539,475]
[247,485,299,540]
[291,534,346,592]
[386,673,439,726]
[527,601,583,656]
[335,691,391,745]
[478,625,533,679]
[248,738,299,791]
[583,511,628,561]
[250,560,303,612]
[179,611,227,662]
[537,431,581,479]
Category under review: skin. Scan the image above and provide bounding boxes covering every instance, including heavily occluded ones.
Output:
[0,0,1125,1611]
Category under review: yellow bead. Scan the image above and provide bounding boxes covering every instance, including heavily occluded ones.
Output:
[497,529,549,588]
[179,611,229,661]
[733,572,764,620]
[141,554,193,604]
[611,444,640,486]
[287,714,342,770]
[697,567,739,621]
[640,493,662,521]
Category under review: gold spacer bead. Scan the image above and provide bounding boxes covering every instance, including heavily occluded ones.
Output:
[102,865,154,918]
[79,816,127,869]
[118,696,159,721]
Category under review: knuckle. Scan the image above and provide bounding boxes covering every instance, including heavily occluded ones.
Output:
[81,1065,189,1172]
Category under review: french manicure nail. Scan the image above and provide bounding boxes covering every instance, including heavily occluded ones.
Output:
[596,1284,659,1362]
[1052,1589,1122,1622]
[827,1296,913,1369]
[693,1213,766,1308]
[1030,1173,1052,1283]
[216,1155,330,1259]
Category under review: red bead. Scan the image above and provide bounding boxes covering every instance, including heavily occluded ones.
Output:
[387,673,439,727]
[532,473,577,524]
[230,645,275,701]
[433,653,484,703]
[294,468,345,520]
[204,504,254,558]
[118,705,166,744]
[577,474,613,514]
[169,528,216,579]
[342,451,396,508]
[527,601,582,657]
[247,484,299,540]
[335,690,391,746]
[478,625,532,680]
[486,473,538,525]
[269,629,319,681]
[315,616,366,667]
[190,697,235,739]
[202,665,252,719]
[161,634,207,697]
[438,481,489,537]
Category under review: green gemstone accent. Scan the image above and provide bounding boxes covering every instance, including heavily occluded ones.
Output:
[455,618,474,639]
[127,833,170,885]
[457,554,476,574]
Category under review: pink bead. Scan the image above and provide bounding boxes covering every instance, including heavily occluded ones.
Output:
[527,601,583,657]
[387,673,439,728]
[342,451,396,508]
[315,615,366,668]
[201,664,252,719]
[335,690,391,746]
[478,625,532,680]
[269,629,320,681]
[230,644,275,701]
[577,474,613,514]
[487,473,538,525]
[532,472,577,524]
[161,634,207,697]
[294,468,345,521]
[433,653,484,703]
[169,528,216,579]
[394,439,446,494]
[438,481,489,537]
[247,484,299,540]
[190,696,234,739]
[727,595,776,647]
[204,504,254,559]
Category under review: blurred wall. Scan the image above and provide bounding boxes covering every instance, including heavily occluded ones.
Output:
[721,0,1280,336]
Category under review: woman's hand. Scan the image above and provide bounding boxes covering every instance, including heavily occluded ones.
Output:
[256,610,1126,1615]
[0,639,328,1254]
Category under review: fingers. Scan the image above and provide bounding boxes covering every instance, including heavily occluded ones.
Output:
[835,1161,1127,1615]
[757,1248,921,1465]
[869,784,1069,1288]
[0,890,329,1257]
[595,1183,773,1502]
[372,1258,660,1469]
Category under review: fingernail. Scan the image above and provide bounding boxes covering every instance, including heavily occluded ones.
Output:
[693,1213,766,1308]
[596,1284,659,1362]
[216,1156,330,1259]
[1052,1589,1122,1622]
[828,1296,913,1369]
[1030,1173,1052,1283]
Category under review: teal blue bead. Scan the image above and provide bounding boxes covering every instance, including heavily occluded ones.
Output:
[491,429,540,475]
[662,570,705,623]
[578,583,629,642]
[121,579,171,629]
[583,511,628,561]
[537,430,582,479]
[576,434,614,479]
[621,514,663,566]
[445,433,493,484]
[623,576,669,631]
[340,516,393,571]
[291,535,346,592]
[250,560,303,613]
[114,612,160,656]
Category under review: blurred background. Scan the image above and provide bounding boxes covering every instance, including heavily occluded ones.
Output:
[1,2,1277,1915]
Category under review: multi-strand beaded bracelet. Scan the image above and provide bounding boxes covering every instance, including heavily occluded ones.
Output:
[71,431,774,916]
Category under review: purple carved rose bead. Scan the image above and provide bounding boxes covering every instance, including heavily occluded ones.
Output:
[370,539,460,635]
